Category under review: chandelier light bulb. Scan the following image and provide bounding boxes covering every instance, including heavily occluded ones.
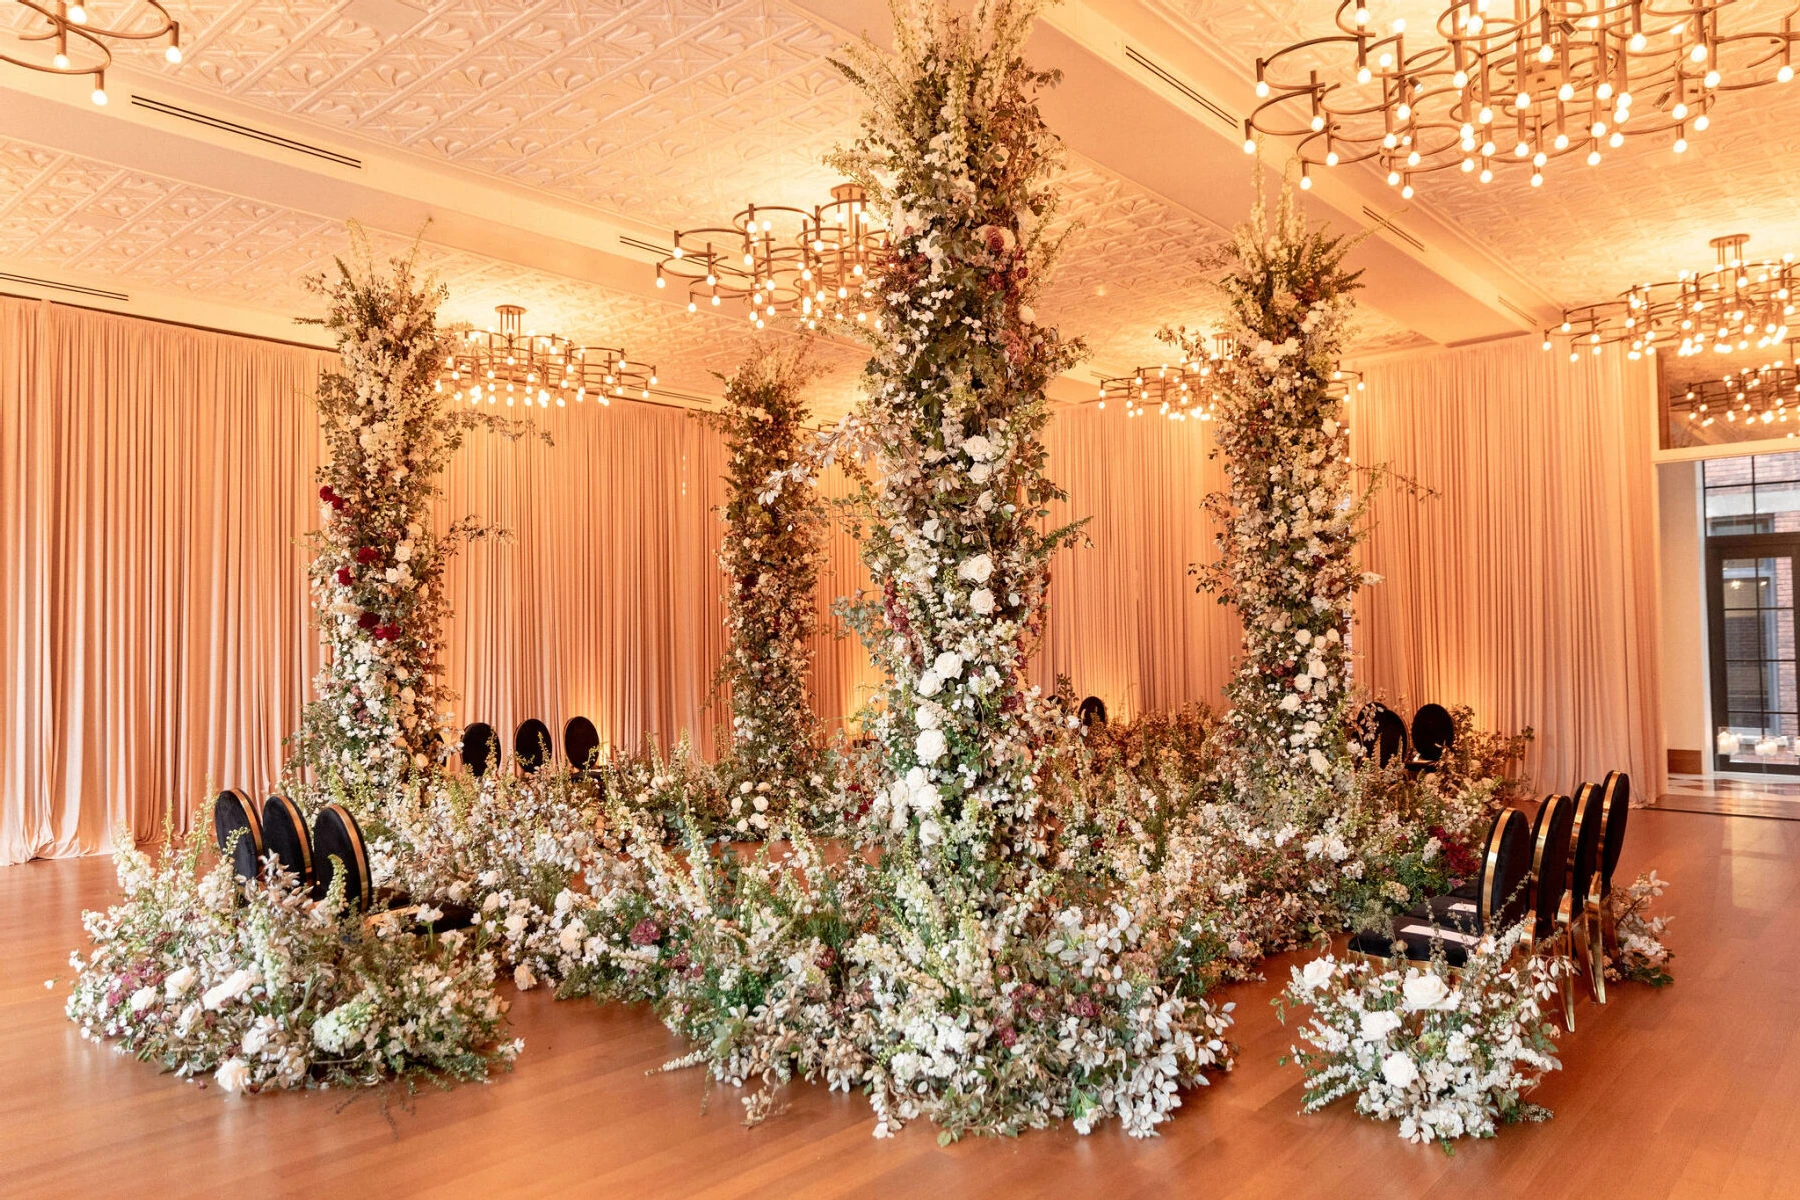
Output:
[1514,91,1530,109]
[1299,173,1313,190]
[1478,106,1493,124]
[1386,170,1401,185]
[1479,166,1494,183]
[52,52,69,69]
[67,3,86,23]
[1610,131,1624,147]
[1514,140,1529,157]
[1453,70,1469,88]
[1554,132,1570,150]
[91,86,107,105]
[1780,65,1795,83]
[1674,102,1690,119]
[1558,83,1574,101]
[1391,17,1405,33]
[1310,113,1325,131]
[1243,137,1256,154]
[165,44,182,64]
[1630,31,1647,51]
[1597,82,1614,101]
[1355,4,1368,26]
[1401,182,1415,198]
[1691,42,1709,62]
[1461,157,1475,172]
[1255,79,1270,97]
[1325,149,1340,166]
[1695,113,1710,130]
[1704,69,1720,88]
[1588,149,1602,165]
[1531,172,1543,187]
[1356,65,1372,84]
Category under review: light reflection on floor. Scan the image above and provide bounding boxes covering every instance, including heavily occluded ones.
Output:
[1656,773,1800,821]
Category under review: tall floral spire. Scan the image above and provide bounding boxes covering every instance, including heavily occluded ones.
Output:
[294,230,539,803]
[1164,171,1370,780]
[832,0,1084,872]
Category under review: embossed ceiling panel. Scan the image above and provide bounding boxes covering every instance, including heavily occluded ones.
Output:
[1150,0,1800,307]
[100,0,870,229]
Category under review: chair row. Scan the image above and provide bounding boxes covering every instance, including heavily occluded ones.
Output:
[1359,702,1456,772]
[460,716,602,778]
[1349,771,1633,1030]
[211,789,471,928]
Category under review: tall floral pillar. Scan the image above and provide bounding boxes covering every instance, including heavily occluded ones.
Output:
[835,0,1082,876]
[1166,175,1367,780]
[296,240,535,801]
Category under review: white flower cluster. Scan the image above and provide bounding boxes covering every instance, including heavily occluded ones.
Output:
[1279,921,1563,1148]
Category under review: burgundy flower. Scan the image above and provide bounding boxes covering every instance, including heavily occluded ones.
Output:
[816,946,837,972]
[628,918,662,946]
[1070,995,1099,1020]
[669,952,691,972]
[330,497,346,511]
[335,567,353,586]
[357,611,379,630]
[318,485,336,503]
[995,1024,1018,1048]
[355,546,381,565]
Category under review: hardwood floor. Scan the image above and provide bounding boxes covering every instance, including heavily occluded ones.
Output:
[3,809,1795,1199]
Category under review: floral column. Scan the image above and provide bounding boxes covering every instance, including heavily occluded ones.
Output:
[834,0,1082,873]
[1166,175,1368,779]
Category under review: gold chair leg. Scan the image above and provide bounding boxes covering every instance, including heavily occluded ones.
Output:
[1586,899,1607,1004]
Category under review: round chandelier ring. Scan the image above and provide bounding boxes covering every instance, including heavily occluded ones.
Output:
[0,0,183,99]
[1246,0,1798,187]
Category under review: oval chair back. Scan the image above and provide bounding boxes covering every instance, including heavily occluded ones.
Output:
[564,716,601,774]
[1411,703,1456,762]
[1374,704,1409,768]
[1478,807,1533,932]
[515,718,553,774]
[1077,696,1108,728]
[1527,793,1575,949]
[212,789,265,883]
[462,722,498,778]
[1567,782,1607,1002]
[261,794,314,886]
[312,803,371,913]
[1597,770,1631,897]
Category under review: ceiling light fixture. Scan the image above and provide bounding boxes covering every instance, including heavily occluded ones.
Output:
[439,305,656,409]
[655,183,889,330]
[1243,1,1798,190]
[1,0,183,105]
[1545,233,1795,361]
[1096,339,1363,419]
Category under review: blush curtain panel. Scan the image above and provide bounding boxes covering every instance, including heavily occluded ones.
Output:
[1352,336,1666,797]
[0,300,1665,865]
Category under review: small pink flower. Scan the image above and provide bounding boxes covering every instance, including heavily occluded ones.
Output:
[628,918,662,946]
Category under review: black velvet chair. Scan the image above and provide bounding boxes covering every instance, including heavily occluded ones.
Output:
[1406,703,1456,772]
[212,789,264,884]
[1356,703,1410,768]
[1565,781,1606,1006]
[311,802,371,912]
[515,718,553,774]
[462,721,498,778]
[1591,770,1632,997]
[564,715,601,775]
[1347,807,1532,967]
[1523,792,1578,1028]
[1077,696,1108,728]
[261,794,314,886]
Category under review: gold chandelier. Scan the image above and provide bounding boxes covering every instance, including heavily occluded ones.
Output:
[1673,358,1800,432]
[1545,233,1795,361]
[654,183,890,330]
[1096,339,1364,420]
[439,305,656,409]
[1244,0,1799,194]
[1,0,183,104]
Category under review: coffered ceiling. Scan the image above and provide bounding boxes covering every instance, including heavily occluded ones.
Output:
[2,0,1789,409]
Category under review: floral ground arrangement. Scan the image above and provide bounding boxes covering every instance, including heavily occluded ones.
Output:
[65,829,519,1095]
[59,0,1674,1144]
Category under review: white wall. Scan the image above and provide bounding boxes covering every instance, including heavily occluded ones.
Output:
[1657,460,1709,770]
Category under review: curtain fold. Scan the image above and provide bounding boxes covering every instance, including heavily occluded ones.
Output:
[0,301,1666,865]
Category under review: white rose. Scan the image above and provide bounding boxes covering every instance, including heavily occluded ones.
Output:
[1358,1009,1402,1042]
[918,818,943,847]
[482,892,505,913]
[164,966,196,998]
[916,670,943,697]
[1298,958,1334,993]
[1279,693,1303,713]
[956,555,993,585]
[968,462,992,484]
[1401,970,1455,1012]
[969,588,996,615]
[504,912,529,936]
[915,704,942,730]
[932,651,964,679]
[916,727,948,764]
[128,986,158,1013]
[1295,629,1312,645]
[1380,1051,1419,1090]
[514,963,538,990]
[963,435,994,460]
[214,1057,252,1094]
[202,968,257,1011]
[558,923,584,953]
[1018,305,1036,325]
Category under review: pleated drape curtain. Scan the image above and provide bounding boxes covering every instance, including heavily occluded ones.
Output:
[0,299,1666,864]
[1353,336,1665,796]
